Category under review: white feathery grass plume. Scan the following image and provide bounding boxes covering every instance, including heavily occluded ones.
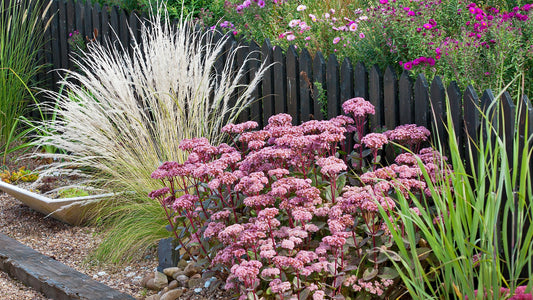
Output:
[35,8,269,197]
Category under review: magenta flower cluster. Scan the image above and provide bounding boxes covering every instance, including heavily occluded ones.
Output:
[149,97,450,298]
[379,0,533,72]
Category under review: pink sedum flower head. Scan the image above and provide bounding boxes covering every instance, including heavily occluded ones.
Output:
[316,156,347,177]
[361,133,388,150]
[342,97,375,117]
[267,113,292,127]
[270,278,292,294]
[385,124,430,146]
[172,194,198,211]
[221,121,258,134]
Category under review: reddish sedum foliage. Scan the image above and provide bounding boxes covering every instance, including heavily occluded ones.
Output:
[149,97,451,298]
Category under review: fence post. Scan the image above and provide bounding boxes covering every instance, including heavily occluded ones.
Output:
[286,45,300,124]
[398,70,413,125]
[58,0,68,70]
[447,81,464,160]
[261,39,274,125]
[430,76,446,147]
[84,1,93,42]
[248,41,263,127]
[463,85,479,172]
[369,65,383,130]
[299,48,313,122]
[273,45,287,115]
[414,74,429,129]
[383,65,398,131]
[499,92,515,166]
[236,40,250,124]
[340,57,354,106]
[326,54,340,119]
[92,2,101,44]
[312,52,326,120]
[353,61,368,101]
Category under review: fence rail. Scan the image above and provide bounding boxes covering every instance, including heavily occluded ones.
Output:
[32,0,533,165]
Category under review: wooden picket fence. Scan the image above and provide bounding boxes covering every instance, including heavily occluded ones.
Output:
[29,0,533,165]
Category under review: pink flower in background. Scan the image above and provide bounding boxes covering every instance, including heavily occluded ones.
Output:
[333,37,341,44]
[257,0,265,8]
[286,34,296,41]
[359,32,365,38]
[349,22,358,31]
[297,5,307,11]
[289,19,301,27]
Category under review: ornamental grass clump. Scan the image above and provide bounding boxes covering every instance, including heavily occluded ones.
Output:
[0,0,52,161]
[150,97,450,298]
[36,7,267,262]
[378,90,533,299]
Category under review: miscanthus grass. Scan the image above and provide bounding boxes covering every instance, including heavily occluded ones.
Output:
[36,7,268,262]
[379,86,533,299]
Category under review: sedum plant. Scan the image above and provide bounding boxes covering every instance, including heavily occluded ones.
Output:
[37,7,267,262]
[149,97,451,299]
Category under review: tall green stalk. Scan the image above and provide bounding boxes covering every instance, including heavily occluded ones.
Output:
[379,89,533,299]
[0,0,51,160]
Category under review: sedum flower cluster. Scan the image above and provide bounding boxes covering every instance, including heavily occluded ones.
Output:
[149,97,450,299]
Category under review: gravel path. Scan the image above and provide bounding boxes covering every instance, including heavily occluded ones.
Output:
[0,269,50,300]
[0,192,159,299]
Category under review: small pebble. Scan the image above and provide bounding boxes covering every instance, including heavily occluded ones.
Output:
[126,272,136,277]
[97,271,107,276]
[204,277,216,288]
[194,287,203,293]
